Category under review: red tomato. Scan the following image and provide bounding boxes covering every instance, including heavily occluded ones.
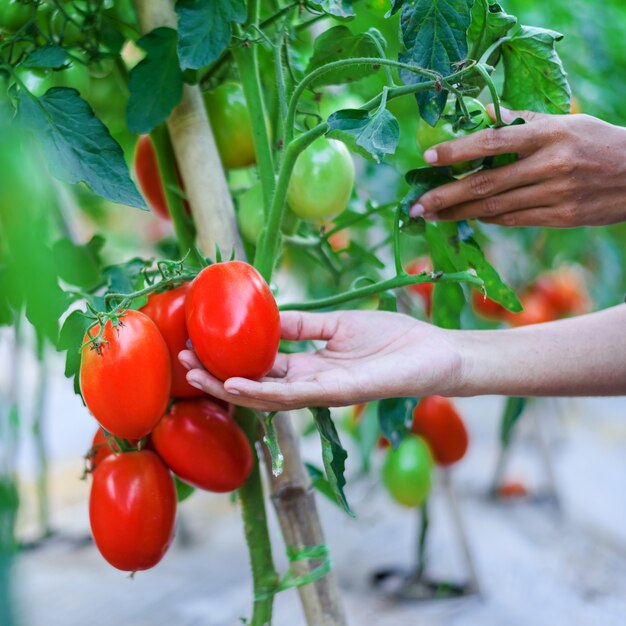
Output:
[506,291,556,327]
[327,229,350,252]
[405,257,433,317]
[80,311,171,439]
[411,396,468,466]
[140,283,203,398]
[497,480,529,499]
[472,291,508,321]
[534,267,588,317]
[88,429,143,470]
[152,398,253,492]
[89,450,176,571]
[185,261,280,381]
[134,135,188,220]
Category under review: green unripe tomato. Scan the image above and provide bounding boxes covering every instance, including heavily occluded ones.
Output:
[287,137,355,221]
[237,183,265,245]
[416,96,490,175]
[204,82,257,169]
[0,0,32,33]
[15,69,55,97]
[52,60,90,97]
[382,434,434,508]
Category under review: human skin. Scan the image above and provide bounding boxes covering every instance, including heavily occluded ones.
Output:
[411,107,626,228]
[178,305,626,412]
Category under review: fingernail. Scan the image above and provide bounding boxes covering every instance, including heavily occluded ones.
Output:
[410,203,424,218]
[424,149,437,164]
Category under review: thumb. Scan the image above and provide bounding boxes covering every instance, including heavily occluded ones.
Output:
[486,105,548,124]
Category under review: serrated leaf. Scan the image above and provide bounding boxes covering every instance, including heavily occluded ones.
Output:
[306,26,382,88]
[398,0,473,125]
[327,107,399,163]
[468,0,516,61]
[311,407,352,515]
[23,45,68,69]
[500,396,526,447]
[102,258,150,295]
[16,88,146,209]
[502,25,571,114]
[174,476,195,502]
[378,397,418,450]
[306,463,343,507]
[308,0,354,18]
[127,27,184,134]
[53,235,104,290]
[176,0,246,70]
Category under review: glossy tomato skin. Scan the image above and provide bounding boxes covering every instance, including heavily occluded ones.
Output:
[186,261,280,381]
[0,0,32,33]
[141,283,202,398]
[382,435,433,508]
[412,396,468,466]
[405,257,433,317]
[80,310,171,439]
[236,183,265,245]
[472,291,508,321]
[204,82,256,169]
[89,451,176,571]
[287,137,355,221]
[152,399,253,492]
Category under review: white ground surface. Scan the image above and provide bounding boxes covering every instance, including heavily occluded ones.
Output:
[3,346,626,626]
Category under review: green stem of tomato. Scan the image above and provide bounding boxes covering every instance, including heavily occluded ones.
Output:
[475,64,504,127]
[280,270,482,311]
[415,500,429,579]
[393,203,403,276]
[150,125,203,267]
[234,407,279,626]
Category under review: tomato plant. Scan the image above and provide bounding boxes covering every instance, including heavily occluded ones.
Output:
[89,450,177,571]
[80,310,171,439]
[186,261,280,381]
[152,398,252,492]
[236,183,264,245]
[405,257,433,317]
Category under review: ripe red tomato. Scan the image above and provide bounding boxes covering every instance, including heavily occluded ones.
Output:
[186,261,280,381]
[405,257,433,317]
[134,135,188,220]
[472,291,508,321]
[140,283,203,398]
[152,398,253,492]
[89,450,176,571]
[506,291,556,327]
[411,396,468,466]
[80,310,171,439]
[534,267,588,317]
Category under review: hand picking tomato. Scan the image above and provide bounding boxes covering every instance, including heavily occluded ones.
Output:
[141,282,203,398]
[152,398,253,492]
[186,261,280,381]
[80,310,171,439]
[405,257,433,317]
[89,450,176,571]
[287,137,355,221]
[382,434,433,508]
[472,291,508,321]
[134,134,188,220]
[203,82,257,169]
[411,396,468,466]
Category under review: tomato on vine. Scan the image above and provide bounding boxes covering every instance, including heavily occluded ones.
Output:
[382,435,433,508]
[0,0,32,34]
[80,310,171,439]
[186,261,280,381]
[152,398,252,492]
[236,183,265,245]
[89,450,176,571]
[287,137,355,221]
[411,396,468,466]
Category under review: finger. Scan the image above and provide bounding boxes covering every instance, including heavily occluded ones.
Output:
[280,311,340,342]
[267,352,290,377]
[430,183,553,222]
[481,206,569,228]
[423,122,548,167]
[413,159,548,217]
[178,349,203,371]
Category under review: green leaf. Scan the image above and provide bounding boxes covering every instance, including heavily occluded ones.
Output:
[502,25,571,114]
[176,0,246,70]
[398,0,473,125]
[174,476,195,502]
[16,88,146,209]
[308,0,355,18]
[378,397,418,450]
[499,396,526,447]
[127,27,184,134]
[23,45,68,69]
[345,240,385,270]
[102,257,150,295]
[306,26,383,87]
[306,463,343,507]
[355,403,381,474]
[53,235,104,290]
[468,0,516,61]
[311,407,352,515]
[327,107,399,163]
[57,309,92,393]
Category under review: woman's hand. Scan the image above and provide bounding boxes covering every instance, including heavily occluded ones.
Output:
[178,310,463,412]
[411,107,626,228]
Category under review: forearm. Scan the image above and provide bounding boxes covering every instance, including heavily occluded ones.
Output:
[452,304,626,397]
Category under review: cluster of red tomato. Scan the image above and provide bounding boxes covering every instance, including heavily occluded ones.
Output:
[80,261,280,571]
[407,256,588,326]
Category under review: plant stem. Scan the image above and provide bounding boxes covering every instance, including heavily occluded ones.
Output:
[415,500,429,579]
[280,270,482,311]
[235,407,279,626]
[475,64,504,126]
[392,203,403,276]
